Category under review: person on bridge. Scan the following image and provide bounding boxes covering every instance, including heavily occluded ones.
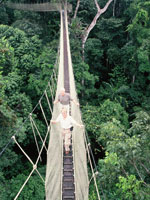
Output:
[51,108,83,154]
[54,87,79,113]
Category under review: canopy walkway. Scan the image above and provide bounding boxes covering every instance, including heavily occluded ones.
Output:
[0,1,101,200]
[45,7,89,200]
[3,1,72,12]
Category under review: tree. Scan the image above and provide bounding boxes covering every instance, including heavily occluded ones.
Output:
[82,0,114,58]
[116,175,142,200]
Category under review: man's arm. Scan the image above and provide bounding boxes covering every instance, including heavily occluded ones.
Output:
[51,114,61,124]
[53,95,60,104]
[53,100,59,104]
[72,99,79,106]
[70,117,84,128]
[69,94,79,106]
[51,120,57,124]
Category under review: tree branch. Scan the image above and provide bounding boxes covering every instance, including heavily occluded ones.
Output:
[130,159,149,187]
[73,0,80,19]
[82,0,113,59]
[140,162,150,175]
[101,0,114,14]
[121,166,128,177]
[94,0,101,12]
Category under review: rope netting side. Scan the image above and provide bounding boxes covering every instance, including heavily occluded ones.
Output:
[45,9,64,200]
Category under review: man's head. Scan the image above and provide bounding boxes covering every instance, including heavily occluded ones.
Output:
[61,108,67,118]
[60,87,65,96]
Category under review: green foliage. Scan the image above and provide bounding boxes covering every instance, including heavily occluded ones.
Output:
[12,19,43,37]
[89,185,98,200]
[0,172,8,200]
[8,172,45,200]
[99,99,129,128]
[74,62,98,101]
[116,175,142,200]
[99,118,126,145]
[85,38,103,76]
[126,0,150,83]
[82,100,129,153]
[0,36,15,75]
[99,152,121,186]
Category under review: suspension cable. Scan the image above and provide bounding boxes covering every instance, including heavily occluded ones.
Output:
[12,136,44,183]
[84,133,101,200]
[30,115,42,162]
[30,115,48,152]
[48,81,54,102]
[44,90,53,114]
[85,130,106,199]
[14,168,35,200]
[39,100,49,126]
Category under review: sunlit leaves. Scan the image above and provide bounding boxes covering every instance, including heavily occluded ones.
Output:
[116,175,142,200]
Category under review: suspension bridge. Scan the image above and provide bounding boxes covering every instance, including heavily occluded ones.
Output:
[1,1,101,199]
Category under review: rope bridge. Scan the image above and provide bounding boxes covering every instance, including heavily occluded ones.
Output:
[0,1,101,200]
[3,2,72,12]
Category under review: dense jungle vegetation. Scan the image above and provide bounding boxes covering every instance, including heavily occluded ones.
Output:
[0,0,150,199]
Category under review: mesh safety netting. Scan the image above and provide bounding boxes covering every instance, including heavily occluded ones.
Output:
[45,10,64,200]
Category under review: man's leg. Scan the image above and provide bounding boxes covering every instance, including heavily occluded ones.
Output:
[65,129,71,154]
[62,129,65,140]
[62,129,66,150]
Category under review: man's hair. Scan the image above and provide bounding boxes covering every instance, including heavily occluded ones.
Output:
[61,108,67,113]
[60,87,65,92]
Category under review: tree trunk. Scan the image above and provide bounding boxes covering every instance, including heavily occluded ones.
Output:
[82,0,113,59]
[113,0,117,17]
